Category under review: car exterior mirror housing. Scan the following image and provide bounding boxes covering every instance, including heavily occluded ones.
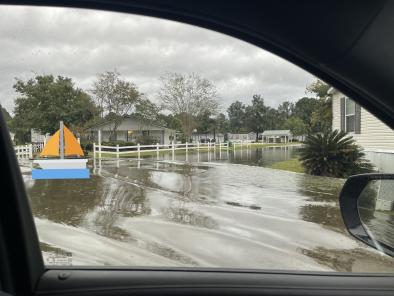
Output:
[340,173,394,257]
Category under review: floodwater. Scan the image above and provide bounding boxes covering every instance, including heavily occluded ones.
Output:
[20,146,394,272]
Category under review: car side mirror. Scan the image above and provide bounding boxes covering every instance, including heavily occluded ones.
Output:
[339,174,394,257]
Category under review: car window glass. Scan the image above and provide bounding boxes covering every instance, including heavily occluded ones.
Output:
[1,5,394,272]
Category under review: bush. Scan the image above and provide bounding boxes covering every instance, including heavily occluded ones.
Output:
[80,141,93,151]
[299,130,374,178]
[101,141,136,147]
[135,135,157,145]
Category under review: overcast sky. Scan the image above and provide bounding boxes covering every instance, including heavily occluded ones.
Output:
[0,5,317,114]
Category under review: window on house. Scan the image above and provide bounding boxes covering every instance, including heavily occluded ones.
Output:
[127,130,133,141]
[345,98,356,133]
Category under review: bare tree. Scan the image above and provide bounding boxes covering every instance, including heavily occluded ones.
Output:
[91,70,141,140]
[158,72,219,139]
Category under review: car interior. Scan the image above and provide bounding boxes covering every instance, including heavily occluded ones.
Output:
[1,0,394,295]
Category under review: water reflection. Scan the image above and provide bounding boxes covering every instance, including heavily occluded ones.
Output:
[25,146,394,271]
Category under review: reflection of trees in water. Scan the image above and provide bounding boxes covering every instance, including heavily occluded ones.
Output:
[28,176,102,226]
[297,174,346,233]
[86,176,151,240]
[230,147,297,167]
[297,174,344,202]
[299,204,346,234]
[300,247,394,272]
[158,164,219,229]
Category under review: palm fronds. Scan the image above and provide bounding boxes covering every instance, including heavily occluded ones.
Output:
[299,130,373,178]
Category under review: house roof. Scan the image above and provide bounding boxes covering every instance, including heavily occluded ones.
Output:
[228,132,258,135]
[262,130,292,136]
[86,115,174,132]
[327,87,338,95]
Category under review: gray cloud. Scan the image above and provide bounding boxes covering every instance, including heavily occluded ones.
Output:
[0,5,316,113]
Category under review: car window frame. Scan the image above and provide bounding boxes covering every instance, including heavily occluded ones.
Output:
[1,1,394,296]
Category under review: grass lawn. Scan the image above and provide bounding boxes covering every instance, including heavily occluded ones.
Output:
[269,157,305,173]
[231,142,301,150]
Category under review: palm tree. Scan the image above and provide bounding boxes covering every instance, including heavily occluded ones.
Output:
[299,130,373,178]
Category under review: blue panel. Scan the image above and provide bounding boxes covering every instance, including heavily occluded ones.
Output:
[32,169,90,180]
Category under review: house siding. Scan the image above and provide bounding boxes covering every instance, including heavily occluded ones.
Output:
[332,90,394,151]
[88,117,175,145]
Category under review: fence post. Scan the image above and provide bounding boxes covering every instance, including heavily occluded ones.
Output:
[214,140,216,154]
[98,129,102,159]
[227,142,229,154]
[137,143,140,160]
[116,144,119,159]
[156,143,159,160]
[219,141,222,158]
[29,144,33,159]
[93,142,96,158]
[172,141,175,161]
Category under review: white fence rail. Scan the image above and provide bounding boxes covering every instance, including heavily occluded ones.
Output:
[14,144,33,159]
[93,141,229,160]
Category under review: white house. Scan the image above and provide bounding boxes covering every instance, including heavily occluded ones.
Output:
[191,133,225,143]
[330,87,394,172]
[227,132,257,143]
[261,130,293,143]
[31,129,49,144]
[87,116,175,145]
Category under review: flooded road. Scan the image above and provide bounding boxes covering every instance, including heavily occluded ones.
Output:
[21,146,394,272]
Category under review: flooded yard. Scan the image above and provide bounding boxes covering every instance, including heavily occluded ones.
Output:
[21,146,394,272]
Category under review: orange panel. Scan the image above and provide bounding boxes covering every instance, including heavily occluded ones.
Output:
[64,126,84,157]
[40,130,60,157]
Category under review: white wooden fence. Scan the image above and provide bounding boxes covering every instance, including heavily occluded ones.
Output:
[93,141,229,160]
[14,144,33,159]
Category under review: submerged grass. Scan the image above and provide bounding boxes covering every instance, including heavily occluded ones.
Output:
[231,142,301,150]
[270,157,305,173]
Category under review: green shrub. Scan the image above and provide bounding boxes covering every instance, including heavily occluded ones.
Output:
[135,135,157,145]
[299,130,374,178]
[101,141,136,147]
[80,141,93,151]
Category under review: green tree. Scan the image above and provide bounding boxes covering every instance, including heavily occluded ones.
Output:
[91,70,141,139]
[215,113,229,134]
[227,100,246,132]
[306,79,331,99]
[134,99,162,124]
[282,116,308,136]
[299,130,373,178]
[12,75,98,143]
[277,101,294,120]
[158,72,219,138]
[306,79,332,133]
[1,106,12,127]
[245,95,283,139]
[293,97,319,131]
[311,97,332,133]
[159,114,182,132]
